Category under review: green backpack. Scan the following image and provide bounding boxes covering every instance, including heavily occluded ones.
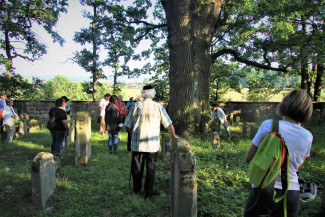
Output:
[248,119,290,216]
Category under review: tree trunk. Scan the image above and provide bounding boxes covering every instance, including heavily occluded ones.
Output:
[92,4,98,101]
[162,0,223,135]
[5,21,13,78]
[314,64,324,101]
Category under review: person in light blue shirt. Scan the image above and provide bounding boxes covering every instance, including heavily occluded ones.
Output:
[209,103,231,137]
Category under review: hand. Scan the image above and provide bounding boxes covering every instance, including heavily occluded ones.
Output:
[173,135,179,141]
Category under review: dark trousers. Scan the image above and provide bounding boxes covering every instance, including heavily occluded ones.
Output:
[127,129,131,152]
[50,131,66,156]
[244,188,300,217]
[131,151,157,197]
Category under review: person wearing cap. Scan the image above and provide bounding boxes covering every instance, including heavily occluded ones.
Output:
[2,98,18,143]
[125,85,179,199]
[61,96,71,115]
[98,93,111,136]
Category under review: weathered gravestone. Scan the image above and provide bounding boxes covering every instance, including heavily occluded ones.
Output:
[31,152,58,209]
[250,124,259,140]
[29,119,40,133]
[75,112,91,166]
[229,113,234,126]
[235,116,240,126]
[161,132,171,161]
[243,121,248,135]
[211,132,220,149]
[171,139,197,217]
[66,115,76,147]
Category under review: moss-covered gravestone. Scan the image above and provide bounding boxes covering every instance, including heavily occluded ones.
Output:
[211,132,220,149]
[31,152,58,210]
[161,132,171,161]
[29,119,40,133]
[66,116,76,146]
[75,112,91,166]
[171,139,197,217]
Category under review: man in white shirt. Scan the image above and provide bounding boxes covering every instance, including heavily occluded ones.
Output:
[98,94,110,136]
[209,104,231,137]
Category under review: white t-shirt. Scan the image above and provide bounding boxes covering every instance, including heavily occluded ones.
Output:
[210,108,227,123]
[98,98,109,117]
[252,119,313,190]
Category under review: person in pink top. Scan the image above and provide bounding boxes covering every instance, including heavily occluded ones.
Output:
[117,95,127,123]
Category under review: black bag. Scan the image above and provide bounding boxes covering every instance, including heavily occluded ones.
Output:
[47,109,56,130]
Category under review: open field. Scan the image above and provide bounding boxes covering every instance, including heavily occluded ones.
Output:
[119,87,325,102]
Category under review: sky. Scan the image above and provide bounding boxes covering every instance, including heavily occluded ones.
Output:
[12,0,152,82]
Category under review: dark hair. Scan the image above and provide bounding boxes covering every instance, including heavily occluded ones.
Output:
[0,92,5,97]
[61,96,69,102]
[277,89,313,124]
[143,85,153,90]
[109,95,117,104]
[211,103,217,107]
[104,93,111,98]
[55,98,64,107]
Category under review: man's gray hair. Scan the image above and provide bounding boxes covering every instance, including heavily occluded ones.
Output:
[141,88,156,99]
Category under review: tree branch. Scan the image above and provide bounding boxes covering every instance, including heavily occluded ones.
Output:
[212,49,287,72]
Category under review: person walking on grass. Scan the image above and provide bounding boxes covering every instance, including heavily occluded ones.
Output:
[125,85,179,199]
[244,89,313,217]
[98,93,110,136]
[2,98,18,143]
[105,95,122,154]
[49,98,69,157]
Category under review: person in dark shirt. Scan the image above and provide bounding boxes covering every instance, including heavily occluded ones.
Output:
[49,98,69,156]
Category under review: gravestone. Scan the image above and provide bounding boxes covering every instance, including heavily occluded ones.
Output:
[250,124,259,139]
[161,132,171,161]
[29,119,40,133]
[243,122,249,136]
[229,113,234,126]
[171,139,197,217]
[235,116,240,126]
[68,116,76,145]
[31,152,58,209]
[211,132,220,149]
[75,112,91,166]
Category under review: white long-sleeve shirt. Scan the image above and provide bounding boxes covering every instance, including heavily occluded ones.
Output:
[210,107,227,123]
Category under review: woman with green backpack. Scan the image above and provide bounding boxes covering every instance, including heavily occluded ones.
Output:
[244,89,313,217]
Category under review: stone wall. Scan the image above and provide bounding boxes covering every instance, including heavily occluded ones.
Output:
[13,100,325,123]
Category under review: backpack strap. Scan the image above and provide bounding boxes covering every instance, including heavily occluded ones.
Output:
[272,119,279,133]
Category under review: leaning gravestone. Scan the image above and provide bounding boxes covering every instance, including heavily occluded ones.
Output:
[211,132,220,149]
[31,152,58,209]
[75,112,91,166]
[171,139,197,217]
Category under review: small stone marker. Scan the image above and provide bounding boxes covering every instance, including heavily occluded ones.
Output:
[31,152,57,210]
[243,122,249,136]
[211,132,220,149]
[75,112,91,166]
[171,139,197,217]
[29,119,40,133]
[235,116,240,126]
[229,113,234,126]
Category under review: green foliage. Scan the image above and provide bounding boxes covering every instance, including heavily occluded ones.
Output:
[0,0,68,73]
[244,69,283,102]
[0,73,45,100]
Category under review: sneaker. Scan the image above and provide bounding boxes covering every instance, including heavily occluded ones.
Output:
[109,151,113,154]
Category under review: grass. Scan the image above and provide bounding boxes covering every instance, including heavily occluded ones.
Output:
[0,120,324,216]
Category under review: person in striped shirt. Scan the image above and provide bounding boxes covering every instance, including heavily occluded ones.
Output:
[125,85,179,199]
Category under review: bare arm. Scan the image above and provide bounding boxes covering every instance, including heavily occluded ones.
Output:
[168,124,179,141]
[245,143,258,163]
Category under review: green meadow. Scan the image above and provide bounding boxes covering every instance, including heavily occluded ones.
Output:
[0,120,324,216]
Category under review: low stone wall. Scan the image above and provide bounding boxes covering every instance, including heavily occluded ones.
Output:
[13,100,325,124]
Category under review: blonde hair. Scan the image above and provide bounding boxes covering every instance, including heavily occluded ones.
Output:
[277,89,313,124]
